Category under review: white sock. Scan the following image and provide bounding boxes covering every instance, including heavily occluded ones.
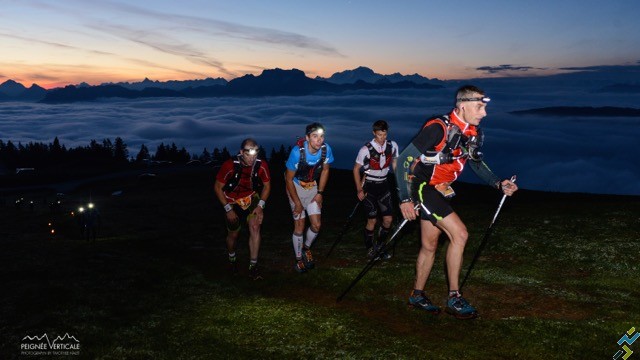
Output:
[292,233,303,259]
[304,228,318,248]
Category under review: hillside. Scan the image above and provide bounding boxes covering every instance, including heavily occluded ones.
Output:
[1,166,638,358]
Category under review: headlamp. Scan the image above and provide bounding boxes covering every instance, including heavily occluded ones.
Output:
[243,148,258,156]
[307,127,325,136]
[88,203,94,209]
[457,96,491,103]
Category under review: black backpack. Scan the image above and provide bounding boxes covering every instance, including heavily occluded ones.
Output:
[293,137,326,182]
[363,140,393,171]
[222,155,263,193]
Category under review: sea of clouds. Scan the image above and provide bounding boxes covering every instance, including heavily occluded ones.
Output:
[1,84,638,195]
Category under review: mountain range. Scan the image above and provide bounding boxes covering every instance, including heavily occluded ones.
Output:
[1,65,640,103]
[316,66,443,85]
[104,77,228,91]
[0,80,47,101]
[1,67,443,104]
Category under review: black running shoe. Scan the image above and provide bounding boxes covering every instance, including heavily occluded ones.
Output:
[294,259,307,273]
[228,260,239,275]
[302,248,315,269]
[249,264,263,280]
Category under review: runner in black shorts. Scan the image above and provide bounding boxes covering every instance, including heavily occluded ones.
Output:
[214,139,271,280]
[353,120,399,259]
[396,85,518,319]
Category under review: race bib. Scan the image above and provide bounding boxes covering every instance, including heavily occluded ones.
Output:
[299,180,317,190]
[234,195,253,210]
[435,183,455,199]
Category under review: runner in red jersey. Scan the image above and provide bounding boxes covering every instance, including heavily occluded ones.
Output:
[396,85,518,319]
[214,138,271,280]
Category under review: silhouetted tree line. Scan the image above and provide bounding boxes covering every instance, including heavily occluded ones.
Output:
[0,137,129,171]
[0,137,292,174]
[268,144,291,173]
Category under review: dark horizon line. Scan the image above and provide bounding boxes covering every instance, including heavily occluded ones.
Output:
[5,62,640,90]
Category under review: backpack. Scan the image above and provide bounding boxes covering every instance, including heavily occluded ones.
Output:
[293,137,327,182]
[363,140,394,171]
[422,115,464,154]
[222,155,263,193]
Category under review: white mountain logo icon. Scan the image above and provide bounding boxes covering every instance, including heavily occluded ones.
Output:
[22,333,80,348]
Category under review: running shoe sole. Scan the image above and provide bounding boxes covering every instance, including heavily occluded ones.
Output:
[407,295,441,314]
[249,269,263,280]
[294,262,307,273]
[445,307,478,319]
[407,302,441,315]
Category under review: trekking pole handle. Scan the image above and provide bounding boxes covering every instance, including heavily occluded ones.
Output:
[505,175,517,187]
[492,175,516,226]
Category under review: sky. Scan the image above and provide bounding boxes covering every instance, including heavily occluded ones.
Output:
[0,0,639,196]
[2,0,640,88]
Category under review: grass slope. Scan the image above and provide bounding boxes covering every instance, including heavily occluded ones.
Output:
[1,166,638,359]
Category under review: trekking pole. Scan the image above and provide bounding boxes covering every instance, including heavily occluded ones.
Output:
[326,176,367,259]
[336,204,419,302]
[326,201,361,258]
[460,175,516,290]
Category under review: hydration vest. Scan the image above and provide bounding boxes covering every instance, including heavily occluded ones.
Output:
[363,140,394,171]
[293,138,327,182]
[423,115,465,155]
[404,115,468,178]
[222,155,263,193]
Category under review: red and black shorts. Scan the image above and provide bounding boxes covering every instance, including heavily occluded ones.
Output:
[412,181,453,225]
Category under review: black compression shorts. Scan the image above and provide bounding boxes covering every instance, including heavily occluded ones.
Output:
[225,193,260,232]
[412,181,454,225]
[363,180,394,219]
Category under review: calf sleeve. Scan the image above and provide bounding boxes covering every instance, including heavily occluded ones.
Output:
[364,228,374,249]
[304,228,318,248]
[292,233,303,259]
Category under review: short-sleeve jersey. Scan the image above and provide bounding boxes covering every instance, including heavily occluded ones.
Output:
[216,157,271,200]
[285,141,335,186]
[355,139,399,181]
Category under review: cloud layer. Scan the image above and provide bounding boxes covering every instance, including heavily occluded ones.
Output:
[1,85,638,196]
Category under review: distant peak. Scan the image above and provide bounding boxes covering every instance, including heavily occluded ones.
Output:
[352,66,375,73]
[0,79,28,96]
[2,79,21,86]
[257,68,308,80]
[261,68,306,75]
